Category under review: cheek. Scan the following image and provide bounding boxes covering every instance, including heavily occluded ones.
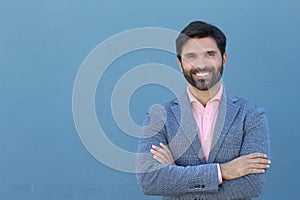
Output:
[210,59,223,69]
[181,61,194,70]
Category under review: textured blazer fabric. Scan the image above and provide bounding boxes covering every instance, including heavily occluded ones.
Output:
[136,91,271,200]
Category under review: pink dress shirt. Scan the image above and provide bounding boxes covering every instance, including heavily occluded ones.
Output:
[187,85,223,184]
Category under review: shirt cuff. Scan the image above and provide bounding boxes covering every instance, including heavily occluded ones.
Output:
[217,164,223,185]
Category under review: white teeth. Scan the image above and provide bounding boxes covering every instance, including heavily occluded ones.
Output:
[195,72,209,77]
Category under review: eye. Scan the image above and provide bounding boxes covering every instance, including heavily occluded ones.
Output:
[207,51,216,57]
[184,53,197,60]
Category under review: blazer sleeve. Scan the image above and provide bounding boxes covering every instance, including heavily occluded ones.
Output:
[136,104,220,196]
[205,106,271,200]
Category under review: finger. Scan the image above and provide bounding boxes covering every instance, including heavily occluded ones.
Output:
[151,145,175,165]
[247,168,266,174]
[150,148,166,158]
[248,163,270,170]
[247,153,268,159]
[160,143,169,150]
[152,151,174,165]
[152,145,168,156]
[153,154,168,164]
[151,145,160,150]
[250,158,271,165]
[150,149,170,163]
[152,145,164,152]
[160,143,172,156]
[152,145,170,155]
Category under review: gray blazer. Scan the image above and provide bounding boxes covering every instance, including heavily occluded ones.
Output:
[136,91,271,200]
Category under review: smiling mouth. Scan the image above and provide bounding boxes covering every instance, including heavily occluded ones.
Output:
[195,72,209,77]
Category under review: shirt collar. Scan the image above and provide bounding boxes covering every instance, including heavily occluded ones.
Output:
[187,84,223,105]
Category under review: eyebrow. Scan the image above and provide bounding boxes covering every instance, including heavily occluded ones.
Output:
[206,50,218,54]
[182,52,197,57]
[183,50,218,57]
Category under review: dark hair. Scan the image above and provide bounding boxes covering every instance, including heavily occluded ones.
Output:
[176,21,226,61]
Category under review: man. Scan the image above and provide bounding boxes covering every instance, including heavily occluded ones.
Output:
[136,21,271,200]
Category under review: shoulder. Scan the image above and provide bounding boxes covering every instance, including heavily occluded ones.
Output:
[227,93,266,114]
[227,93,268,128]
[147,97,178,115]
[145,92,189,123]
[148,92,186,112]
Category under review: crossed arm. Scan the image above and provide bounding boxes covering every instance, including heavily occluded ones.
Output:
[151,143,271,181]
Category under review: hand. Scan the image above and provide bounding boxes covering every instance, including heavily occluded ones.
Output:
[150,143,176,165]
[220,153,271,180]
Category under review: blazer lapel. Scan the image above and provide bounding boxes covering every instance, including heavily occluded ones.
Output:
[208,92,240,163]
[170,92,206,164]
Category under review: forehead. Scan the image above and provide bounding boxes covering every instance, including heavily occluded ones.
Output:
[181,37,219,53]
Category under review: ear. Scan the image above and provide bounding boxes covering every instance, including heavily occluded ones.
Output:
[222,53,227,67]
[177,58,183,72]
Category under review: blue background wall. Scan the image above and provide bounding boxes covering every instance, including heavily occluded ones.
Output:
[1,0,299,199]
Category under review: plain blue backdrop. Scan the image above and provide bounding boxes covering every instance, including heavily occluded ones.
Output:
[1,0,299,199]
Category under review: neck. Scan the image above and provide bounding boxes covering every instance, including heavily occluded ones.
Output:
[188,82,221,106]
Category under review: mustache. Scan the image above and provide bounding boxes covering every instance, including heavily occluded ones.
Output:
[190,67,214,74]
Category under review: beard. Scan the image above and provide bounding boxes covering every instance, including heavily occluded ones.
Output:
[182,64,224,91]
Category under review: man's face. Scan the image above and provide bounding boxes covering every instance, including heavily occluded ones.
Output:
[179,37,226,91]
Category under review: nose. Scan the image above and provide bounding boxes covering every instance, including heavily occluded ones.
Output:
[191,57,210,70]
